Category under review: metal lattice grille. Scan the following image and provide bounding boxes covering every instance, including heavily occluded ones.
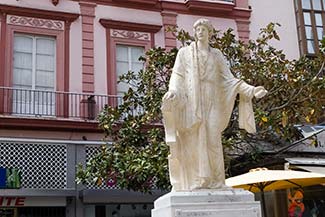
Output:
[85,145,119,189]
[0,142,67,189]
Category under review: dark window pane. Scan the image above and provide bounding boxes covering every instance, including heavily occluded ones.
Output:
[305,26,314,39]
[304,12,312,25]
[313,0,322,9]
[302,0,311,9]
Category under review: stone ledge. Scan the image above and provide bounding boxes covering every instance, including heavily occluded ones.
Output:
[152,189,261,217]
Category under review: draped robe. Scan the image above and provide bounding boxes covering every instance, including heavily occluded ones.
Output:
[162,42,257,191]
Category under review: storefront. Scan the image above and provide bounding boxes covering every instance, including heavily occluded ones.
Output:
[0,196,67,217]
[80,189,164,217]
[285,158,325,217]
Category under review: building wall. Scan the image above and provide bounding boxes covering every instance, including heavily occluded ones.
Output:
[249,0,300,60]
[0,1,254,95]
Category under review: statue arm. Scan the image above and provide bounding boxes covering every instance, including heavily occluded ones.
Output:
[217,49,267,99]
[162,49,186,111]
[162,49,186,144]
[216,49,267,133]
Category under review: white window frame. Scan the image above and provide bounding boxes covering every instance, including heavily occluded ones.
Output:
[116,44,144,95]
[13,33,57,90]
[12,33,57,116]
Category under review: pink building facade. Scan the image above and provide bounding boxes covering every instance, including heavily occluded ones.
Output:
[0,0,319,216]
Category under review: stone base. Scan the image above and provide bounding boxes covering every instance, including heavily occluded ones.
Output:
[152,188,261,217]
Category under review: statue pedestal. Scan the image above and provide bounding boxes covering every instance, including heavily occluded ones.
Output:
[152,188,261,217]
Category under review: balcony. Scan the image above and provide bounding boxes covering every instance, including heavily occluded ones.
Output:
[0,86,121,120]
[0,87,141,131]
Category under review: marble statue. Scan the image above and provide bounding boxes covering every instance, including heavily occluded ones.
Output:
[161,19,267,191]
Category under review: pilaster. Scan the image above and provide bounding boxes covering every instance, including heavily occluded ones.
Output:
[80,1,97,93]
[161,11,178,51]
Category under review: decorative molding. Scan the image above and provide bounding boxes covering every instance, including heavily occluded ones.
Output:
[110,29,150,41]
[79,1,97,17]
[72,0,251,20]
[161,1,250,19]
[161,11,178,25]
[0,4,79,23]
[7,15,64,31]
[185,0,234,13]
[0,116,102,133]
[100,19,162,33]
[111,0,158,6]
[52,0,59,6]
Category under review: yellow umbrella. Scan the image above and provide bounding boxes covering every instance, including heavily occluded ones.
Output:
[226,168,325,192]
[225,168,325,217]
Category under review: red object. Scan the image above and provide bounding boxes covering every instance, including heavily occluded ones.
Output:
[288,190,305,217]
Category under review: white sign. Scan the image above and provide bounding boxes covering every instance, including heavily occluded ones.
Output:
[0,197,66,207]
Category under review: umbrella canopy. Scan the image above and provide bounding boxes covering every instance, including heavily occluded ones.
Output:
[226,168,325,193]
[226,168,325,217]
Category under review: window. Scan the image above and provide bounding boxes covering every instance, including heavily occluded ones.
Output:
[12,34,56,115]
[116,45,144,95]
[0,7,78,118]
[99,19,162,96]
[295,0,325,55]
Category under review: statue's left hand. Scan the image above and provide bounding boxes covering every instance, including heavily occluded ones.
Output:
[254,86,268,98]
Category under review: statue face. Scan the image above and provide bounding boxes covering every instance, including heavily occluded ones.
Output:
[195,25,209,42]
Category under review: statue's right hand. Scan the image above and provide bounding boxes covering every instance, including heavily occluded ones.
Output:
[162,91,176,102]
[162,91,177,111]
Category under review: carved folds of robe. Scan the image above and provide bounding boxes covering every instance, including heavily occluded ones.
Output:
[162,42,257,191]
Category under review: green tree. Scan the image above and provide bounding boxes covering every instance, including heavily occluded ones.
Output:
[76,23,325,192]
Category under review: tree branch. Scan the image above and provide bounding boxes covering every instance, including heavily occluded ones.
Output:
[267,61,325,112]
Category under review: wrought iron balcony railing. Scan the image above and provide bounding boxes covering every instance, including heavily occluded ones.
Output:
[0,87,138,120]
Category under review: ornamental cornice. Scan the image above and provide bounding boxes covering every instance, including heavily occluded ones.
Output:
[7,15,64,31]
[110,29,150,41]
[100,19,162,33]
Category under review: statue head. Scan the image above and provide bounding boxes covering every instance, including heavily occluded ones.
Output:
[193,18,213,42]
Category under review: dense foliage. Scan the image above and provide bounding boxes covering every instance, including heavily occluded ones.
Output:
[76,23,325,192]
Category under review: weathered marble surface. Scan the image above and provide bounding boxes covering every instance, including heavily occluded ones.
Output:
[162,18,267,191]
[152,189,261,217]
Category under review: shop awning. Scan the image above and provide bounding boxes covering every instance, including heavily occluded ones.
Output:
[289,165,325,174]
[80,189,166,204]
[286,157,325,174]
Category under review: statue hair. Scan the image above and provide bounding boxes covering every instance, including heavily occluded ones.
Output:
[193,18,213,41]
